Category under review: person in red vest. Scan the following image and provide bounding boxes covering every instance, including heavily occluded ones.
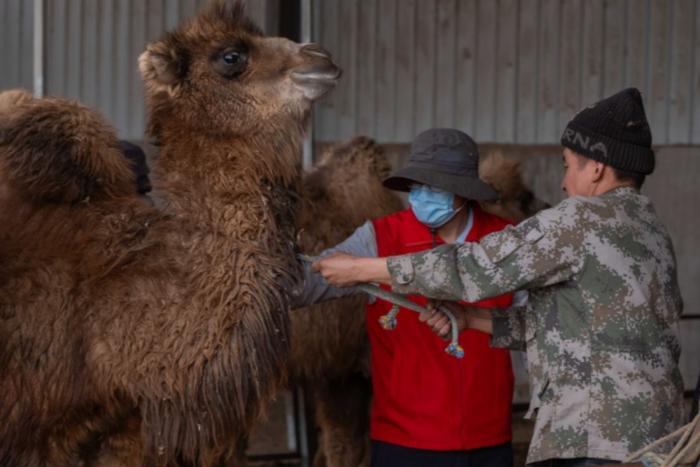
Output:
[295,128,517,467]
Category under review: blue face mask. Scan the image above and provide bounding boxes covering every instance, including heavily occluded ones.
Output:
[408,184,464,229]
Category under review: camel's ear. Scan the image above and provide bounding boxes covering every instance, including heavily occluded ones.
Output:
[0,89,32,114]
[139,41,188,92]
[0,89,32,131]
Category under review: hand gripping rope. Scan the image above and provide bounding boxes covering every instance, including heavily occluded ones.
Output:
[299,254,464,358]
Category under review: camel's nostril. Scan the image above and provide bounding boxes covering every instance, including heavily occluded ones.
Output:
[300,43,331,60]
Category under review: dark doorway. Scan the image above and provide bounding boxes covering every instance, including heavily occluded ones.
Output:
[278,0,301,42]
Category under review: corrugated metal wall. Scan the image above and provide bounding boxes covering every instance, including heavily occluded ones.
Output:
[43,0,278,139]
[4,0,700,144]
[315,0,700,144]
[0,0,274,139]
[43,0,219,138]
[0,0,34,91]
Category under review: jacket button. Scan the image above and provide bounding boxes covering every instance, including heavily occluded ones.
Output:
[397,274,411,284]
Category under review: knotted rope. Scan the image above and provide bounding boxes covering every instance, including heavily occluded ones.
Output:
[300,254,464,358]
[624,412,700,467]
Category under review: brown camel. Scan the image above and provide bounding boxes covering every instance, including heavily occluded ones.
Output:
[287,141,545,467]
[0,1,339,466]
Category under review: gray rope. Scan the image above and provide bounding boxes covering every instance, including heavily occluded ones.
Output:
[299,254,464,358]
[624,412,700,466]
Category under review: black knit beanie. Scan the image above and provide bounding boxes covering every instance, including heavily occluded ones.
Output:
[561,88,655,175]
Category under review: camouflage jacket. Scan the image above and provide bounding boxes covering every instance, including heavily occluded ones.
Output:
[386,187,685,463]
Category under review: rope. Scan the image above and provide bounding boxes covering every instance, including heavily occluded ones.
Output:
[624,412,700,467]
[299,254,464,358]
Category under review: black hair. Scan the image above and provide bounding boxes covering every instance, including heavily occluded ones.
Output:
[612,167,646,189]
[119,140,152,194]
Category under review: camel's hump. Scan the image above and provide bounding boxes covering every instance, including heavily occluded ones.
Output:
[0,90,136,204]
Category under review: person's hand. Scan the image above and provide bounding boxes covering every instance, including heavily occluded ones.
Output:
[421,302,494,337]
[312,253,392,287]
[419,301,468,339]
[311,252,362,287]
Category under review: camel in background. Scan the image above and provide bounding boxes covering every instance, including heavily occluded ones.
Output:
[291,137,403,467]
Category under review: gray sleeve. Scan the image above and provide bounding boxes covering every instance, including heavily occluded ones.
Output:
[322,220,378,258]
[292,221,377,308]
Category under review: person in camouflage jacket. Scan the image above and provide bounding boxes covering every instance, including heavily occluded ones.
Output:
[312,88,685,466]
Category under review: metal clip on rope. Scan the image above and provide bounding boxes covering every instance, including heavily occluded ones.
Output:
[300,254,464,359]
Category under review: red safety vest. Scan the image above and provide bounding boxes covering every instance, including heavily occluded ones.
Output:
[368,204,514,450]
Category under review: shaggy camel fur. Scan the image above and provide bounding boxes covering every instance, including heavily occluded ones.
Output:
[0,2,339,466]
[479,150,550,222]
[287,142,544,467]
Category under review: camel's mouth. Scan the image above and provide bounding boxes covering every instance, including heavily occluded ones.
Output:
[291,69,342,85]
[291,43,342,100]
[291,68,341,100]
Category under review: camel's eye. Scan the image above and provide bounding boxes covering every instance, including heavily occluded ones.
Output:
[223,52,240,64]
[213,46,248,78]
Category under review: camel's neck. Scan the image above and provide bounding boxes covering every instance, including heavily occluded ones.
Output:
[153,120,305,210]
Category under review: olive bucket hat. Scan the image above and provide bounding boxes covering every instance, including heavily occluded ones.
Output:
[382,128,499,201]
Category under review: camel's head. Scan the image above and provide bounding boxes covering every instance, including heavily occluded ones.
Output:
[316,136,394,181]
[299,137,403,250]
[478,151,550,222]
[306,138,395,217]
[139,0,340,141]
